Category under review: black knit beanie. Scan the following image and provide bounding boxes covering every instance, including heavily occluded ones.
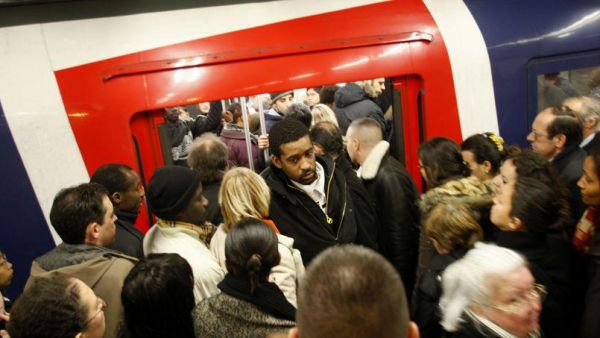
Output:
[147,166,201,220]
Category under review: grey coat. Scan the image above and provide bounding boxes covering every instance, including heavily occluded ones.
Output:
[193,293,294,338]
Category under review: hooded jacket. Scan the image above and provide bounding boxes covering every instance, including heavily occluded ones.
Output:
[333,83,385,134]
[357,141,420,295]
[30,243,137,338]
[262,156,357,265]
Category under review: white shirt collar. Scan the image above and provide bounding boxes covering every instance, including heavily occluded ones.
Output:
[580,133,596,148]
[291,162,327,212]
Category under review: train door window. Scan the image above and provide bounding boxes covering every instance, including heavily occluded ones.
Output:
[130,77,417,184]
[528,50,600,127]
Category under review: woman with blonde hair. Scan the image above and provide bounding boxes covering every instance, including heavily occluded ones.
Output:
[310,103,339,128]
[210,167,304,306]
[412,202,483,338]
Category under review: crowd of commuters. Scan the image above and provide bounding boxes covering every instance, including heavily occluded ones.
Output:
[1,81,600,338]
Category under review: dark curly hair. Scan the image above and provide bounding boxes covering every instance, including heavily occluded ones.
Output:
[269,117,310,157]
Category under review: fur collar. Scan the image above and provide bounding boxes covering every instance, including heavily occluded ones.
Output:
[357,141,390,180]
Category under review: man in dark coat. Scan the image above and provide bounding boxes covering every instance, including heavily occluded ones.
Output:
[333,81,385,134]
[346,117,420,297]
[91,164,145,259]
[527,106,586,235]
[309,121,379,250]
[563,96,600,153]
[262,118,357,265]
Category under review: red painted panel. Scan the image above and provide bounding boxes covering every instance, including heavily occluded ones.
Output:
[54,0,461,230]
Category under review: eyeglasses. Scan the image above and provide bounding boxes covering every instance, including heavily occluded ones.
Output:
[485,283,547,314]
[83,298,107,328]
[528,130,550,140]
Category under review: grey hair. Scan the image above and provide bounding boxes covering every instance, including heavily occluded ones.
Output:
[439,243,526,331]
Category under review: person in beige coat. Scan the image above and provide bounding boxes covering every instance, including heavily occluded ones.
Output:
[27,183,137,338]
[210,167,304,307]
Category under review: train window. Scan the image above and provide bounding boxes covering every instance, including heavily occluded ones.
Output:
[537,66,600,111]
[137,77,403,177]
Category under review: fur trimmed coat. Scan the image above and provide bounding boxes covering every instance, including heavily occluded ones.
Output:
[417,176,494,278]
[358,141,421,296]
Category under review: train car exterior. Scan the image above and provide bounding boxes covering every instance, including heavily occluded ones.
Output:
[0,0,599,297]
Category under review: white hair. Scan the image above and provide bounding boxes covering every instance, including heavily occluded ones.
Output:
[439,243,526,331]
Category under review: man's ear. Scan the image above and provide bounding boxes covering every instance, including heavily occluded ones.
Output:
[84,222,100,245]
[75,332,84,338]
[111,192,122,205]
[271,155,283,169]
[288,327,300,338]
[553,134,567,149]
[408,321,420,338]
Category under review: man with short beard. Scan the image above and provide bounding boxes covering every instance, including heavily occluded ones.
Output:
[261,118,358,265]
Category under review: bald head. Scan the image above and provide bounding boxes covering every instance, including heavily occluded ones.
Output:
[289,245,418,338]
[346,118,384,165]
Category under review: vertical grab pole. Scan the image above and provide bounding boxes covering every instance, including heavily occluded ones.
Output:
[240,97,255,172]
[257,95,270,163]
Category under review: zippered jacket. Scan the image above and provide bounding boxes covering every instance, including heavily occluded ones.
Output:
[262,156,357,265]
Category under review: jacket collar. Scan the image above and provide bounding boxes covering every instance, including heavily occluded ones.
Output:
[357,141,389,180]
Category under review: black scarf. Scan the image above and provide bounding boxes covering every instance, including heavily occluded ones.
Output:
[218,274,296,321]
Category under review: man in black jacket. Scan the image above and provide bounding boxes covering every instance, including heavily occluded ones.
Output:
[262,118,357,265]
[309,121,379,250]
[527,106,586,235]
[91,164,145,259]
[346,117,420,297]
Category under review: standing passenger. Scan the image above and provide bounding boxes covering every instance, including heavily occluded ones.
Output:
[144,166,224,303]
[120,254,195,338]
[310,121,379,250]
[575,149,600,338]
[289,245,420,338]
[412,202,483,338]
[346,117,420,297]
[188,133,229,225]
[461,132,506,185]
[262,118,357,265]
[333,81,384,134]
[211,167,304,306]
[29,183,136,338]
[194,218,296,338]
[90,164,145,259]
[417,137,494,277]
[264,91,294,133]
[219,102,263,171]
[491,177,574,338]
[527,106,586,234]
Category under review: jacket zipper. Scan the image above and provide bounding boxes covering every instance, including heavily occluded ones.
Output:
[286,161,342,240]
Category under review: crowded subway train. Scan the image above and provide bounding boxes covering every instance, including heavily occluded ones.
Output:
[1,0,600,337]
